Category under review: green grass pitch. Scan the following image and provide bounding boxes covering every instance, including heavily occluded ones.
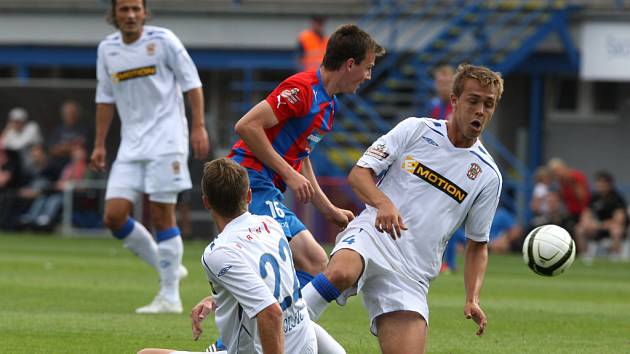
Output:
[1,233,629,353]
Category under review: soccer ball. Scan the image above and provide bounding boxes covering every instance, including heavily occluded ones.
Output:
[522,224,575,276]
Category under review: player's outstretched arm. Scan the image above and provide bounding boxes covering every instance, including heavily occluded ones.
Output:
[348,166,407,239]
[90,103,115,172]
[190,296,216,341]
[463,239,488,336]
[256,303,284,354]
[301,157,354,228]
[186,87,209,160]
[235,101,313,203]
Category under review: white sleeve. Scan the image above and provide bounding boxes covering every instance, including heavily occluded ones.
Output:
[164,30,202,92]
[201,247,277,319]
[356,117,419,175]
[95,42,115,104]
[465,175,502,242]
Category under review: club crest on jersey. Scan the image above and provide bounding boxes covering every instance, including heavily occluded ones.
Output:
[276,88,300,108]
[365,143,389,160]
[172,161,181,175]
[146,42,156,56]
[467,163,482,180]
[403,156,468,203]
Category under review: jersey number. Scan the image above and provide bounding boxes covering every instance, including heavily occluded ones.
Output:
[265,200,286,218]
[259,238,300,311]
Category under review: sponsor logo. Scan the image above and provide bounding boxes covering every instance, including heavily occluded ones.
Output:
[365,143,389,160]
[421,136,439,147]
[112,65,156,83]
[217,265,232,277]
[467,163,482,180]
[276,88,300,108]
[172,161,181,175]
[146,42,156,56]
[403,156,468,203]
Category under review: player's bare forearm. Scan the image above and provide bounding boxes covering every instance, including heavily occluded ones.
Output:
[186,87,210,159]
[464,239,488,304]
[94,103,115,148]
[185,87,205,129]
[348,166,391,209]
[301,157,333,210]
[256,303,284,354]
[235,101,295,179]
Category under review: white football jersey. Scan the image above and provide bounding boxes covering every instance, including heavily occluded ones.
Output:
[96,25,202,161]
[202,212,312,354]
[346,117,502,288]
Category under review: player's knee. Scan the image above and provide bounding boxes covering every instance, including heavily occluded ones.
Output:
[103,210,127,231]
[323,265,357,291]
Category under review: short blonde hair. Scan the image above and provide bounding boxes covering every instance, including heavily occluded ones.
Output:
[452,64,504,101]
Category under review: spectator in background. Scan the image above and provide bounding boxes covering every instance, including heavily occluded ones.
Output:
[528,189,576,238]
[575,171,627,260]
[48,100,89,166]
[18,145,88,230]
[530,166,553,216]
[547,157,590,222]
[1,107,43,170]
[428,64,455,120]
[297,15,328,72]
[0,146,22,229]
[16,145,63,228]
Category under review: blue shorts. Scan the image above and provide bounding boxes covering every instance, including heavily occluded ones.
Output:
[247,170,306,240]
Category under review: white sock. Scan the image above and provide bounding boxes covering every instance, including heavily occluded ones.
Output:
[157,235,183,303]
[302,282,332,321]
[312,321,346,354]
[122,221,158,270]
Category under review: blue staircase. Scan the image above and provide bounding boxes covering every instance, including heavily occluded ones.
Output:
[321,0,580,220]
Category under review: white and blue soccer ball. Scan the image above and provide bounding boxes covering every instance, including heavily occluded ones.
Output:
[522,224,575,276]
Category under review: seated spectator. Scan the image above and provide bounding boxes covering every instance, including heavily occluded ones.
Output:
[19,145,87,230]
[0,145,22,229]
[1,107,43,171]
[528,189,576,246]
[16,145,63,229]
[530,166,553,216]
[547,157,590,222]
[48,100,88,166]
[575,171,627,260]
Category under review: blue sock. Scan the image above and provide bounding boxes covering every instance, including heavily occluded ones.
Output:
[112,218,134,239]
[311,273,341,302]
[296,270,314,289]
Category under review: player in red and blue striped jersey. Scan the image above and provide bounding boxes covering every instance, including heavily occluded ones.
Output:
[228,24,385,289]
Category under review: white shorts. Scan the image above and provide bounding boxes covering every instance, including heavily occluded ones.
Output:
[332,227,429,336]
[105,154,192,204]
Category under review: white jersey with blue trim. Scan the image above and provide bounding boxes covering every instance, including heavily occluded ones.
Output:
[201,212,311,354]
[345,117,502,288]
[95,25,202,161]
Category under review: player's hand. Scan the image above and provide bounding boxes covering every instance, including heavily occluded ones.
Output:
[285,171,314,204]
[190,296,216,341]
[89,146,107,172]
[464,301,487,336]
[374,199,407,240]
[191,125,210,160]
[325,206,355,229]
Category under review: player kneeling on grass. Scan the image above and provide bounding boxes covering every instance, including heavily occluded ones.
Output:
[139,158,344,354]
[302,64,504,354]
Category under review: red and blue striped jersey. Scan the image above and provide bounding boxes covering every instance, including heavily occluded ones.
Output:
[228,70,336,191]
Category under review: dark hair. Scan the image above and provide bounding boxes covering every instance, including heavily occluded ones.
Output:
[106,0,149,28]
[201,158,249,218]
[595,170,614,185]
[322,24,385,71]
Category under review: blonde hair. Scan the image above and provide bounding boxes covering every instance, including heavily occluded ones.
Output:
[201,158,249,218]
[452,64,504,101]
